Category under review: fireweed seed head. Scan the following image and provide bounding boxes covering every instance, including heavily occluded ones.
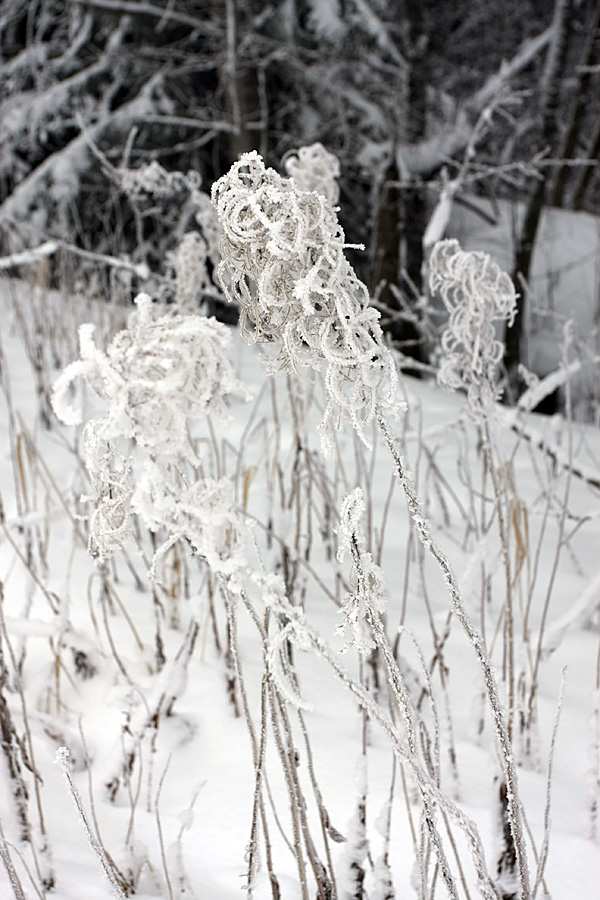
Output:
[211,152,402,457]
[283,142,341,205]
[52,295,249,563]
[53,294,247,462]
[429,239,518,421]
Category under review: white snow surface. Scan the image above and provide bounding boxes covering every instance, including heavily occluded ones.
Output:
[1,276,600,899]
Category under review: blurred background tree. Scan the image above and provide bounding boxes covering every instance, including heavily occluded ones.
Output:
[0,0,598,376]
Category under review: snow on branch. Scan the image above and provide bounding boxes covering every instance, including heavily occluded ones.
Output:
[0,71,165,247]
[0,241,58,270]
[0,240,149,277]
[398,25,554,177]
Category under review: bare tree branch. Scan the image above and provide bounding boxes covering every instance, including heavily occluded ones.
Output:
[398,25,554,177]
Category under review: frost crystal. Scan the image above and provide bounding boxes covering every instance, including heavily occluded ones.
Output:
[284,142,341,205]
[173,478,247,577]
[211,151,401,456]
[429,239,517,421]
[81,424,134,561]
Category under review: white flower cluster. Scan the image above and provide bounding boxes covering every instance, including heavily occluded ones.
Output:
[336,488,387,654]
[429,239,518,421]
[211,151,400,456]
[284,142,340,205]
[53,295,246,562]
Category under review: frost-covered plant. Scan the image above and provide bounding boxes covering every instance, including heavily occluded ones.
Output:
[429,239,518,421]
[160,477,248,579]
[54,294,241,460]
[337,488,387,654]
[284,142,341,205]
[171,231,212,314]
[118,160,201,202]
[211,151,400,456]
[52,294,246,563]
[80,425,135,561]
[119,160,224,312]
[212,157,530,898]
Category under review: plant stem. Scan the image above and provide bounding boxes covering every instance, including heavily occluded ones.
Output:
[377,411,531,900]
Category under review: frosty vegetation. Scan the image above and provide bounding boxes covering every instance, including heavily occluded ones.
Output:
[212,150,400,457]
[52,293,246,567]
[1,139,599,900]
[429,240,518,422]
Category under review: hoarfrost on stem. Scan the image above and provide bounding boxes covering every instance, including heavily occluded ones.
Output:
[337,488,388,654]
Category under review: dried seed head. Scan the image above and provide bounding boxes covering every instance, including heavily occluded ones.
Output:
[212,151,402,456]
[429,239,518,421]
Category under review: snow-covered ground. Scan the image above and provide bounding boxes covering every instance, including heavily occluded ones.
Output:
[1,275,600,899]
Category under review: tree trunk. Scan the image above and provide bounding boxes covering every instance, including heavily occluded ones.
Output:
[220,0,261,160]
[551,0,600,207]
[371,0,428,361]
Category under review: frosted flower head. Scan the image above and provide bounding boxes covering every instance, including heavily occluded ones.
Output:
[52,295,248,564]
[211,151,401,456]
[284,142,341,205]
[53,294,245,462]
[429,239,518,421]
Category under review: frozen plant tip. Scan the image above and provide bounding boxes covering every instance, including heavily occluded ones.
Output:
[284,142,341,205]
[211,151,402,456]
[56,748,127,900]
[429,239,518,421]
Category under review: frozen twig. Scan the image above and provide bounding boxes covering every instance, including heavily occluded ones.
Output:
[55,748,128,899]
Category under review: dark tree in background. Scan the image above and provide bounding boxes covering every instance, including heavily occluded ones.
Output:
[1,0,599,377]
[506,0,600,394]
